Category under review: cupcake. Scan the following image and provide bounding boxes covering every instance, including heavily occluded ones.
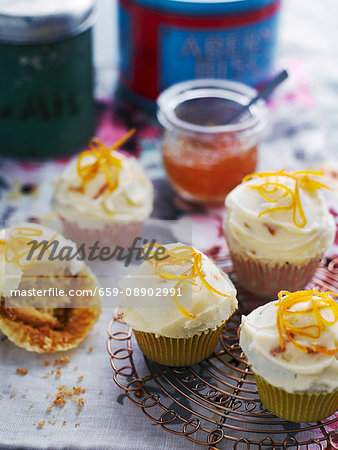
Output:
[224,170,335,297]
[240,289,338,422]
[53,131,153,248]
[0,222,101,353]
[119,243,238,366]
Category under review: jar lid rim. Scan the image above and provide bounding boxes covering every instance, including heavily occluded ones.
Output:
[0,0,96,44]
[157,78,268,134]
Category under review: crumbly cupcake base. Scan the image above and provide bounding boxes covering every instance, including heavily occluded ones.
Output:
[254,373,338,423]
[133,323,224,366]
[0,267,102,353]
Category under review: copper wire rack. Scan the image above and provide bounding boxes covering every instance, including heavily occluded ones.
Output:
[107,255,338,449]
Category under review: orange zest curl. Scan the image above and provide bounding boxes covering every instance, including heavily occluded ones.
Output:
[276,289,338,355]
[142,244,230,320]
[4,227,59,270]
[75,129,136,196]
[243,170,332,228]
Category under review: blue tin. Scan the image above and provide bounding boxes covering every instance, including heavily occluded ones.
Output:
[118,0,281,106]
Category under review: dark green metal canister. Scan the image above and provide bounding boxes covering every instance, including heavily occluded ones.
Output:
[0,0,96,159]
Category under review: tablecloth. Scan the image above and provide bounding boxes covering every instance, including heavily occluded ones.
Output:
[0,0,338,448]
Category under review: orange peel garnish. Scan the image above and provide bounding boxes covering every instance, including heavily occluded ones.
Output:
[276,289,338,355]
[75,129,136,196]
[4,226,59,270]
[243,170,332,228]
[142,244,230,320]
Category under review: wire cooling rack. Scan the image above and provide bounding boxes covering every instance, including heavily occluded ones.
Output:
[107,256,338,449]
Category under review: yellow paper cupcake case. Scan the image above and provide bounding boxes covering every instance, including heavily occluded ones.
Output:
[133,323,224,366]
[254,373,338,423]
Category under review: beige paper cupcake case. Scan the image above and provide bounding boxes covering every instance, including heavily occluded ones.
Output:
[254,373,338,423]
[229,250,321,298]
[133,323,224,366]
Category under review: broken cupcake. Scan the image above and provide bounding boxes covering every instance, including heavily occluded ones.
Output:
[0,222,101,353]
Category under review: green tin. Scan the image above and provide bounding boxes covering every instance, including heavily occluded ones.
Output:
[0,0,96,159]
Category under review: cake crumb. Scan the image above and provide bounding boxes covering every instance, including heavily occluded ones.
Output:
[10,393,16,399]
[22,394,26,399]
[16,368,28,375]
[43,361,50,367]
[73,386,85,395]
[29,404,34,409]
[77,376,83,382]
[52,385,73,408]
[62,421,66,426]
[53,394,67,408]
[51,384,86,413]
[37,421,45,429]
[48,419,56,425]
[98,389,103,395]
[54,357,69,366]
[47,405,53,412]
[73,365,78,371]
[55,370,62,378]
[88,347,93,353]
[75,423,80,428]
[76,409,81,414]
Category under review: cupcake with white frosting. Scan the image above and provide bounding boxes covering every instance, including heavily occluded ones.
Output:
[119,243,238,366]
[53,132,153,248]
[240,289,338,422]
[224,170,335,297]
[0,222,101,353]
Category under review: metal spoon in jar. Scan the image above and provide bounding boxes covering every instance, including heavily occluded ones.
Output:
[224,69,289,125]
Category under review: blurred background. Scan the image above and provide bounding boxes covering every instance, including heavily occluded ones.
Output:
[0,0,337,224]
[94,0,338,159]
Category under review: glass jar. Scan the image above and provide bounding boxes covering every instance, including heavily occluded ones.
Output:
[0,0,96,159]
[157,79,268,204]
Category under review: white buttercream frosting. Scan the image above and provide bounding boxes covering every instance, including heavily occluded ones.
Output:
[53,151,153,224]
[120,243,238,338]
[240,297,338,393]
[224,174,335,264]
[0,222,84,297]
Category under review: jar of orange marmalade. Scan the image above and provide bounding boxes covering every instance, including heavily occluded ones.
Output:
[157,79,268,204]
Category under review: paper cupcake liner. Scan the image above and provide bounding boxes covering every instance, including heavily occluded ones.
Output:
[254,373,338,423]
[133,324,224,366]
[229,251,321,298]
[61,219,144,250]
